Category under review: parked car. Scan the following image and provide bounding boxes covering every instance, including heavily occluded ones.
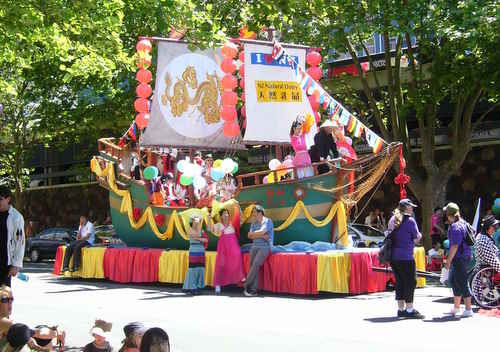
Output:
[26,228,76,262]
[347,223,385,248]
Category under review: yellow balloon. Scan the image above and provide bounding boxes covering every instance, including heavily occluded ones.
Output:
[267,172,275,183]
[213,159,223,168]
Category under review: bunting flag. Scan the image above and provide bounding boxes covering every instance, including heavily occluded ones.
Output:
[127,122,138,141]
[272,40,387,153]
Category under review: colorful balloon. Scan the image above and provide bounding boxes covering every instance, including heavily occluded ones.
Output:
[263,176,269,184]
[177,159,188,173]
[210,168,224,181]
[307,66,322,81]
[308,95,320,110]
[193,175,207,189]
[183,163,196,177]
[268,159,281,171]
[180,175,193,186]
[232,162,239,174]
[143,166,158,181]
[238,51,245,63]
[222,158,234,174]
[306,51,322,66]
[213,159,223,168]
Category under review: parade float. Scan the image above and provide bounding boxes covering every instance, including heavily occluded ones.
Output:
[55,36,425,295]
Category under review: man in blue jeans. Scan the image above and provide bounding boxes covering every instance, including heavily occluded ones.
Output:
[62,215,95,273]
[244,205,274,297]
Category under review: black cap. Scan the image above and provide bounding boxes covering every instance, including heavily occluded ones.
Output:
[7,324,35,349]
[399,198,417,208]
[0,185,11,199]
[123,322,147,337]
[481,215,500,230]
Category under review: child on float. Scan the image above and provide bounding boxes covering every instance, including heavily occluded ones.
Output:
[182,216,208,294]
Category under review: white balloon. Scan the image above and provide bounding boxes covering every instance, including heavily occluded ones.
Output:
[183,163,196,177]
[222,158,234,174]
[193,163,203,176]
[268,159,281,171]
[193,175,207,190]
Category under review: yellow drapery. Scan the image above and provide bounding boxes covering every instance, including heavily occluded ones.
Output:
[316,252,351,293]
[58,246,106,279]
[157,250,217,287]
[92,158,348,245]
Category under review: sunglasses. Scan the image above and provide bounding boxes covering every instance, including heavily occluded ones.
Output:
[0,296,13,303]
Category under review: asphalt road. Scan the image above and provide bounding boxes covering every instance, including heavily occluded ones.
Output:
[10,262,498,352]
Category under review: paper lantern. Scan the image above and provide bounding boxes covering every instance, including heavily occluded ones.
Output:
[135,112,150,129]
[180,175,193,186]
[143,166,158,181]
[241,92,246,102]
[134,98,150,113]
[221,105,237,122]
[136,39,152,53]
[306,51,322,66]
[240,105,246,117]
[268,159,281,171]
[221,58,237,74]
[221,74,238,90]
[136,83,152,98]
[136,69,152,83]
[137,56,152,69]
[221,42,238,58]
[239,51,245,63]
[308,95,320,110]
[307,66,322,81]
[221,91,238,106]
[239,64,245,77]
[239,79,245,89]
[223,121,240,137]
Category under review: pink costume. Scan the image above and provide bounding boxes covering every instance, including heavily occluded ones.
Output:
[213,224,244,287]
[290,134,314,178]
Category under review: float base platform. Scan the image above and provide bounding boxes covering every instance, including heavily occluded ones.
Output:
[53,246,425,295]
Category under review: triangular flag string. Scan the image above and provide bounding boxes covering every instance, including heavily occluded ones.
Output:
[272,40,387,154]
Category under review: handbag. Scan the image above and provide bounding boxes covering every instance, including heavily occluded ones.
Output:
[378,231,395,264]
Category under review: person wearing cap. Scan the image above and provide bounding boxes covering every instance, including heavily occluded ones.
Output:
[474,215,500,272]
[443,202,473,317]
[0,186,25,287]
[83,327,112,352]
[387,199,424,319]
[244,205,274,297]
[119,322,147,352]
[308,119,338,174]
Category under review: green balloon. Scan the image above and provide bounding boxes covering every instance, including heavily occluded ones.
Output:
[180,175,193,186]
[143,166,158,181]
[232,162,238,174]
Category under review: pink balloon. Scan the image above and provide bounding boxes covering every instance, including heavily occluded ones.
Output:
[135,112,150,129]
[283,159,294,168]
[239,79,245,89]
[263,176,269,184]
[223,121,240,137]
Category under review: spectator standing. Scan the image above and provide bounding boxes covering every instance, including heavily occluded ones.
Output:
[0,186,25,287]
[62,215,95,273]
[430,207,445,246]
[444,202,473,317]
[388,199,424,319]
[243,205,274,297]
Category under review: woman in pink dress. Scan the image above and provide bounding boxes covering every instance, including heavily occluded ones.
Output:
[290,119,314,179]
[210,208,244,294]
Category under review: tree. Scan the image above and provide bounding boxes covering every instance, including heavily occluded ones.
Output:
[168,0,500,247]
[0,0,134,197]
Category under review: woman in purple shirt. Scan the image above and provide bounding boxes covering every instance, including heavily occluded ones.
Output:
[388,199,423,319]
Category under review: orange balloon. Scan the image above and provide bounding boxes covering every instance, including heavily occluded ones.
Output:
[221,58,237,74]
[221,42,238,58]
[221,91,238,106]
[136,39,152,52]
[221,74,238,90]
[134,98,149,113]
[136,83,152,98]
[221,105,237,122]
[136,69,152,83]
[135,112,150,129]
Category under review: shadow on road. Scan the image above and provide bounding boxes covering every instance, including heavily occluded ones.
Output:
[422,316,461,323]
[363,317,402,323]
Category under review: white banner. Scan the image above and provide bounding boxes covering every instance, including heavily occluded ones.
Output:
[243,43,316,146]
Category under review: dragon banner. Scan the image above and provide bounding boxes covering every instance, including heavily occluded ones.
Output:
[141,42,243,149]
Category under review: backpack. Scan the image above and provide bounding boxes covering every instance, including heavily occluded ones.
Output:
[378,215,409,264]
[462,220,476,247]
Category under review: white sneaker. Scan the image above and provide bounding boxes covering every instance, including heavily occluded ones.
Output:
[446,307,461,316]
[461,309,474,318]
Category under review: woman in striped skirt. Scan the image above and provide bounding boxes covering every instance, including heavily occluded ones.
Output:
[183,216,208,294]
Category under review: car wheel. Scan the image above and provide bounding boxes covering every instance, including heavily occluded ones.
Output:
[30,249,40,262]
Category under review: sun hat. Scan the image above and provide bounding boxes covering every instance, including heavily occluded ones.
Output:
[399,198,418,208]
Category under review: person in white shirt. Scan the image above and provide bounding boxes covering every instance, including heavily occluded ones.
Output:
[61,215,95,273]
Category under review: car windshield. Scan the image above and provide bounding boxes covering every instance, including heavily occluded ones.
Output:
[350,224,384,237]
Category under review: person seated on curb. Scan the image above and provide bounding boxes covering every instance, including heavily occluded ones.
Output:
[119,322,147,352]
[84,320,113,352]
[0,286,65,351]
[62,214,95,273]
[0,323,35,352]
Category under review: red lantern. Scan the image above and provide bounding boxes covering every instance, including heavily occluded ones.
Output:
[241,105,246,117]
[221,42,238,58]
[221,91,238,106]
[134,98,150,113]
[223,121,240,137]
[137,56,152,69]
[307,66,322,81]
[221,74,238,90]
[239,64,245,77]
[239,79,245,89]
[308,95,320,110]
[306,51,322,66]
[136,69,152,84]
[239,51,245,63]
[221,105,237,122]
[136,39,152,53]
[135,112,150,129]
[221,58,237,74]
[242,118,247,129]
[241,92,245,102]
[136,83,152,98]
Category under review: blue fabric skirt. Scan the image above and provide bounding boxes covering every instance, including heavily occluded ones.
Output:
[183,267,205,290]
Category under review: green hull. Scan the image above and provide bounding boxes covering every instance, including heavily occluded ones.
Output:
[110,171,340,250]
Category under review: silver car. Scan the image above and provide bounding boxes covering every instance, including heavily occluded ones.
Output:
[348,223,385,248]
